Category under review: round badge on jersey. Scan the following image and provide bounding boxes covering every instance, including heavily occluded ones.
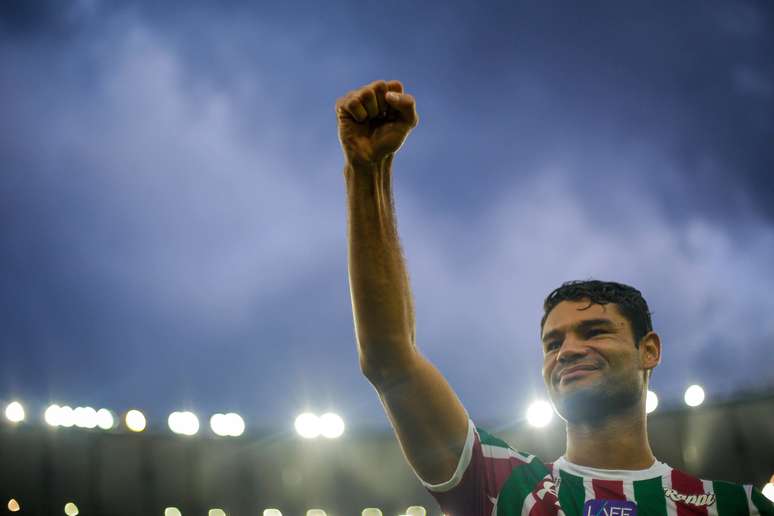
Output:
[583,499,637,516]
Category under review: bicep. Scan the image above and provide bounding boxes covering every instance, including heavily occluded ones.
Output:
[373,353,470,485]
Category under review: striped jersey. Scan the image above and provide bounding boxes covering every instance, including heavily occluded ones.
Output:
[414,419,774,516]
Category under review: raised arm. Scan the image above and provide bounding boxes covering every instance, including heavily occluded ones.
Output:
[336,80,469,484]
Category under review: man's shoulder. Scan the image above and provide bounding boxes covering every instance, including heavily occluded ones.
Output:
[667,467,774,515]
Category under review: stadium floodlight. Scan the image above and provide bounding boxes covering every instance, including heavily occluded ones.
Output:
[164,508,182,516]
[74,407,98,429]
[4,401,25,423]
[96,408,115,430]
[210,413,245,437]
[361,509,382,516]
[59,406,75,428]
[406,506,427,516]
[319,412,345,439]
[226,412,245,437]
[64,502,79,515]
[295,413,321,439]
[762,483,774,502]
[306,510,326,516]
[125,410,147,432]
[526,400,553,428]
[45,405,62,427]
[7,499,20,512]
[169,411,199,436]
[646,390,658,414]
[684,385,705,407]
[210,413,228,436]
[263,509,282,516]
[208,509,226,516]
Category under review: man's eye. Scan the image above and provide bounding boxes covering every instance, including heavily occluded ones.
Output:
[586,329,606,338]
[546,341,561,351]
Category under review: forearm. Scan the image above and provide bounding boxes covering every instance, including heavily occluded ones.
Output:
[344,154,417,382]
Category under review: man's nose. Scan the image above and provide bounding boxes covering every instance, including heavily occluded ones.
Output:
[557,335,589,363]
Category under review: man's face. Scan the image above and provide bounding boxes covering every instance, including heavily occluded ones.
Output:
[541,299,651,423]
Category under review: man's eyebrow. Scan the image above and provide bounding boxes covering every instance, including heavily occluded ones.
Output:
[541,318,618,343]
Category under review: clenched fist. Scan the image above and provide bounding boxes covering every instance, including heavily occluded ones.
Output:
[336,79,419,168]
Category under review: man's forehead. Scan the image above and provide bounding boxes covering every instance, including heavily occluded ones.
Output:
[542,300,627,335]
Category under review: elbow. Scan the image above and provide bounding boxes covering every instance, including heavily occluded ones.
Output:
[359,347,418,389]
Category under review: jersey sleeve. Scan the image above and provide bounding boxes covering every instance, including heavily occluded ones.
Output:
[409,418,542,516]
[749,484,774,515]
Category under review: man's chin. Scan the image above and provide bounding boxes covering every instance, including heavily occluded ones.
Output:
[552,383,640,424]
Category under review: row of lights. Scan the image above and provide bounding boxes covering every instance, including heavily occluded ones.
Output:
[6,500,431,516]
[6,500,81,514]
[294,412,345,439]
[4,386,709,437]
[4,402,347,440]
[525,385,708,428]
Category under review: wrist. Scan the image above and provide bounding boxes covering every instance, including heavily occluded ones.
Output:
[344,153,393,178]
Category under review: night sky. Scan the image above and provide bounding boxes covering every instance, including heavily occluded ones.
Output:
[1,0,773,433]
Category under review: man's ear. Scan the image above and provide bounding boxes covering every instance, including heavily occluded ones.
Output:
[640,331,661,375]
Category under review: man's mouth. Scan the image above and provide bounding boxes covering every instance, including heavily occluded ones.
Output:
[556,364,600,384]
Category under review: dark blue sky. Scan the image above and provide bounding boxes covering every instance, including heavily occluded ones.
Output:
[1,0,773,432]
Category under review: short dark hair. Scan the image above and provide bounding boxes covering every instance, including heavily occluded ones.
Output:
[541,279,653,348]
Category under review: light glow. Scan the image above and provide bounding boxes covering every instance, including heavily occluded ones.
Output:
[168,411,200,436]
[319,412,345,439]
[126,410,147,432]
[210,412,245,437]
[361,509,382,516]
[263,510,282,516]
[59,406,75,427]
[684,385,705,407]
[406,506,426,516]
[306,510,326,516]
[208,509,226,516]
[96,408,115,430]
[5,401,25,423]
[295,413,321,439]
[646,390,658,414]
[74,407,98,429]
[526,400,553,428]
[64,502,79,515]
[45,405,62,426]
[164,508,182,516]
[7,499,20,512]
[762,483,774,502]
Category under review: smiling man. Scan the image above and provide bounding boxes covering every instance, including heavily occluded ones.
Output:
[336,79,774,515]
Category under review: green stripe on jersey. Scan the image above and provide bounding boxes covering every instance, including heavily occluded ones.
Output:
[477,426,513,448]
[495,459,550,516]
[751,486,774,515]
[558,469,585,516]
[633,476,667,516]
[714,480,749,516]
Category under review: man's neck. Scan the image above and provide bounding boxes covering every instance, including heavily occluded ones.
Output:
[564,405,655,470]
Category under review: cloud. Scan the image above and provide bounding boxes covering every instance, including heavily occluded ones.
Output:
[394,147,774,420]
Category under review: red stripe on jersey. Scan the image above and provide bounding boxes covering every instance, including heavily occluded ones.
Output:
[671,469,708,516]
[592,479,626,500]
[489,457,518,491]
[528,494,560,516]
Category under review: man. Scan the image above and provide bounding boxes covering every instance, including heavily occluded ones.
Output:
[335,79,774,515]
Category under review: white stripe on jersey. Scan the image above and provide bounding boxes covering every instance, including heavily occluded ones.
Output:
[662,470,679,516]
[622,479,635,502]
[521,492,537,516]
[583,476,595,506]
[701,479,719,516]
[745,484,761,516]
[480,443,534,463]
